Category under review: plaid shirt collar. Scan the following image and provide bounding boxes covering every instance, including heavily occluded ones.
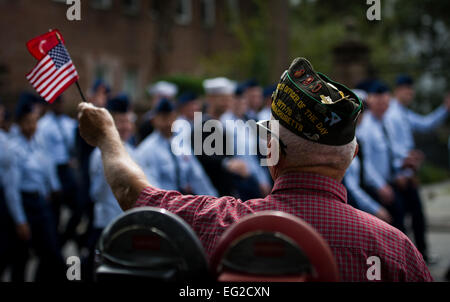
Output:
[271,172,347,204]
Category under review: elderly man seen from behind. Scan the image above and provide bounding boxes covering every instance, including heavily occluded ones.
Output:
[77,58,432,282]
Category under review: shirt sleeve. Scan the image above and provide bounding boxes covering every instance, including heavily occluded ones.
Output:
[359,137,387,190]
[3,150,27,225]
[382,117,410,170]
[187,155,219,197]
[47,155,61,193]
[89,148,106,203]
[136,141,164,188]
[403,236,434,282]
[343,161,381,215]
[407,105,448,133]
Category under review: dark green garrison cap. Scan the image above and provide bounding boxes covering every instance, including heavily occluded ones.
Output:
[271,57,362,146]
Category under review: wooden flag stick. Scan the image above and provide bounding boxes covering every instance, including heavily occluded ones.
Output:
[76,81,88,103]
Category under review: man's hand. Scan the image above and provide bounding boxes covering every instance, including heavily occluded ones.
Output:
[16,223,31,241]
[77,102,118,148]
[395,175,409,190]
[375,207,392,224]
[226,159,250,178]
[378,185,394,205]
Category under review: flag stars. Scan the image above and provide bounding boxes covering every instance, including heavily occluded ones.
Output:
[48,43,71,69]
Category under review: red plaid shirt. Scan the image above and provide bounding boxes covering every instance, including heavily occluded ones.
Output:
[134,172,432,282]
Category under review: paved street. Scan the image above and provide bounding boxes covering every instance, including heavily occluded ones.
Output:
[420,180,450,281]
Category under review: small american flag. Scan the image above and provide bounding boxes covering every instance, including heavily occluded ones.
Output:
[26,42,79,103]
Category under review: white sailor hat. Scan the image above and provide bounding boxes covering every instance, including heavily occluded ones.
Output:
[203,77,236,95]
[147,81,178,98]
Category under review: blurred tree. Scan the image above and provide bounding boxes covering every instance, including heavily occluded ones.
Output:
[289,0,449,111]
[154,74,205,96]
[200,0,273,85]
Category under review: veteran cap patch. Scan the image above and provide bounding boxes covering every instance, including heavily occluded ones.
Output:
[271,57,362,146]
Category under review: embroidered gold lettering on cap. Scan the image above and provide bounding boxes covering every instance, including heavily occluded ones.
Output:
[270,57,362,146]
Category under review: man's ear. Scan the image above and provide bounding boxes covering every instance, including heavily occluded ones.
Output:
[353,143,359,159]
[267,137,284,168]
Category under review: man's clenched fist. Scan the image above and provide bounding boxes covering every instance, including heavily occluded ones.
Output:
[78,102,118,147]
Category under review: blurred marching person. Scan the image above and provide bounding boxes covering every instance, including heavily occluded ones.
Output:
[72,79,111,249]
[138,81,178,143]
[37,95,78,231]
[383,75,450,262]
[176,91,201,127]
[87,79,111,108]
[240,79,263,121]
[2,94,65,281]
[343,89,392,223]
[174,92,201,152]
[257,84,277,121]
[192,77,250,197]
[147,81,178,107]
[83,94,138,280]
[8,92,47,137]
[220,83,271,199]
[77,57,432,281]
[137,98,217,196]
[358,81,405,231]
[0,97,20,280]
[0,97,5,130]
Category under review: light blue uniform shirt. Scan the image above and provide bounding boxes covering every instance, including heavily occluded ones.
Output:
[257,107,271,121]
[3,132,61,224]
[89,143,140,229]
[221,111,271,187]
[137,131,218,196]
[37,112,77,165]
[0,129,9,176]
[357,112,393,190]
[0,130,11,194]
[343,156,381,215]
[384,99,448,170]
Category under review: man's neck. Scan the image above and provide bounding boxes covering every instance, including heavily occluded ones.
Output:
[278,166,344,182]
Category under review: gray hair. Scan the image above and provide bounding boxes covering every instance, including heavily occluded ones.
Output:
[277,120,357,171]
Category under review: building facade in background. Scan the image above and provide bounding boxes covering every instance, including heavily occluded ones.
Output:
[0,0,289,112]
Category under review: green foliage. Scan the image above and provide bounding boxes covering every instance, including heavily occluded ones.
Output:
[200,0,272,84]
[418,161,450,184]
[153,74,206,96]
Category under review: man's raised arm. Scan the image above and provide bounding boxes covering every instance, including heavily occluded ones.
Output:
[77,102,150,210]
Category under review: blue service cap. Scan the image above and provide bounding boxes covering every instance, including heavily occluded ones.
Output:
[263,85,277,99]
[396,74,414,87]
[177,92,198,107]
[243,79,259,89]
[235,79,260,97]
[368,81,390,94]
[235,82,246,97]
[151,98,175,118]
[355,79,376,93]
[107,93,130,113]
[92,79,111,94]
[15,92,37,120]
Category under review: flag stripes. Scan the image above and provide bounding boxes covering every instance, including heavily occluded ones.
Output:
[25,43,78,104]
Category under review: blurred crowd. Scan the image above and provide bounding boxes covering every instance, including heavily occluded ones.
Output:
[0,73,449,281]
